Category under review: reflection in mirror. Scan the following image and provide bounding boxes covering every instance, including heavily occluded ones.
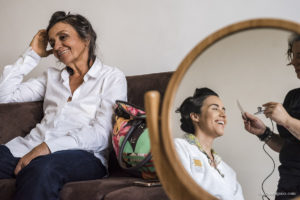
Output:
[171,29,299,200]
[174,87,244,199]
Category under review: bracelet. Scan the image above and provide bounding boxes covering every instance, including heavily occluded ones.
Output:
[257,127,273,142]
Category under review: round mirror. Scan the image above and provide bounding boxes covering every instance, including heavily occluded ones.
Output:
[145,18,300,200]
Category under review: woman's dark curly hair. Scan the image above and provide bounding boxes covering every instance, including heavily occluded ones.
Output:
[176,88,218,134]
[287,33,300,65]
[46,11,97,70]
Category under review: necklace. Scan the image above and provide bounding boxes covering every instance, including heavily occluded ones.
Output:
[184,134,224,178]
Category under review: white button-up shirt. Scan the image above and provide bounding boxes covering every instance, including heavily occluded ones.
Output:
[174,138,244,200]
[0,48,127,169]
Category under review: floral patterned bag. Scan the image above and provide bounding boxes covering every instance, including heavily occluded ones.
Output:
[112,100,157,179]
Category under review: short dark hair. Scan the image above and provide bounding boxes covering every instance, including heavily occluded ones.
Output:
[46,11,97,69]
[287,33,300,65]
[176,88,219,134]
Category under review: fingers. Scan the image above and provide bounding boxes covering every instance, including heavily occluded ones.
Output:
[14,143,50,176]
[262,102,279,107]
[14,162,21,175]
[30,29,51,57]
[14,159,28,175]
[37,29,47,36]
[37,30,48,43]
[242,113,253,130]
[33,30,47,42]
[263,102,280,118]
[244,112,256,121]
[243,119,250,128]
[38,29,47,33]
[264,110,272,118]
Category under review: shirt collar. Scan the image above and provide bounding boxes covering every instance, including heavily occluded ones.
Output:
[184,133,224,177]
[84,58,102,79]
[60,58,103,82]
[61,68,69,82]
[184,133,221,165]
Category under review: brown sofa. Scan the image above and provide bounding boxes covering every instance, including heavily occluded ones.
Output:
[0,71,173,200]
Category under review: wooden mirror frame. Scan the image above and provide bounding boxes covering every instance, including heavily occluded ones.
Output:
[145,18,300,200]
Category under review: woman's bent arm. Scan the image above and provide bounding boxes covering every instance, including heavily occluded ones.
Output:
[0,48,46,103]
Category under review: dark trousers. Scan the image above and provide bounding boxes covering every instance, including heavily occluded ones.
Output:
[0,145,107,200]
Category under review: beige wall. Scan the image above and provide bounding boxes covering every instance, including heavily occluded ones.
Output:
[1,1,300,200]
[1,0,300,78]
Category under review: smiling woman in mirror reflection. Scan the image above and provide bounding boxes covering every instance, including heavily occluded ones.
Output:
[0,11,127,200]
[243,33,300,200]
[174,88,244,200]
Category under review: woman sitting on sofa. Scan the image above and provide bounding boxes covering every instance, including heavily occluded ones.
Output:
[174,88,244,200]
[0,11,127,200]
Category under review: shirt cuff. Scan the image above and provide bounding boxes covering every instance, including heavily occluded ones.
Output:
[26,47,41,61]
[45,135,78,153]
[14,47,42,75]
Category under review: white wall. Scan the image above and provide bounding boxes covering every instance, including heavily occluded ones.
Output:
[1,1,300,200]
[1,0,300,77]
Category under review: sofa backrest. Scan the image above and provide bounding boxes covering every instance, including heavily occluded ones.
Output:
[0,101,44,144]
[126,71,173,108]
[0,71,174,145]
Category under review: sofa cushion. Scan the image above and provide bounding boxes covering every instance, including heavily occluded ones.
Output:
[60,177,168,200]
[0,175,169,200]
[0,179,15,200]
[103,185,169,200]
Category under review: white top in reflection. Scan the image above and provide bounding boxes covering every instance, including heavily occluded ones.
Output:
[174,135,244,200]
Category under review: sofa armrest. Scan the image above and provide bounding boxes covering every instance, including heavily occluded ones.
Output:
[0,101,44,144]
